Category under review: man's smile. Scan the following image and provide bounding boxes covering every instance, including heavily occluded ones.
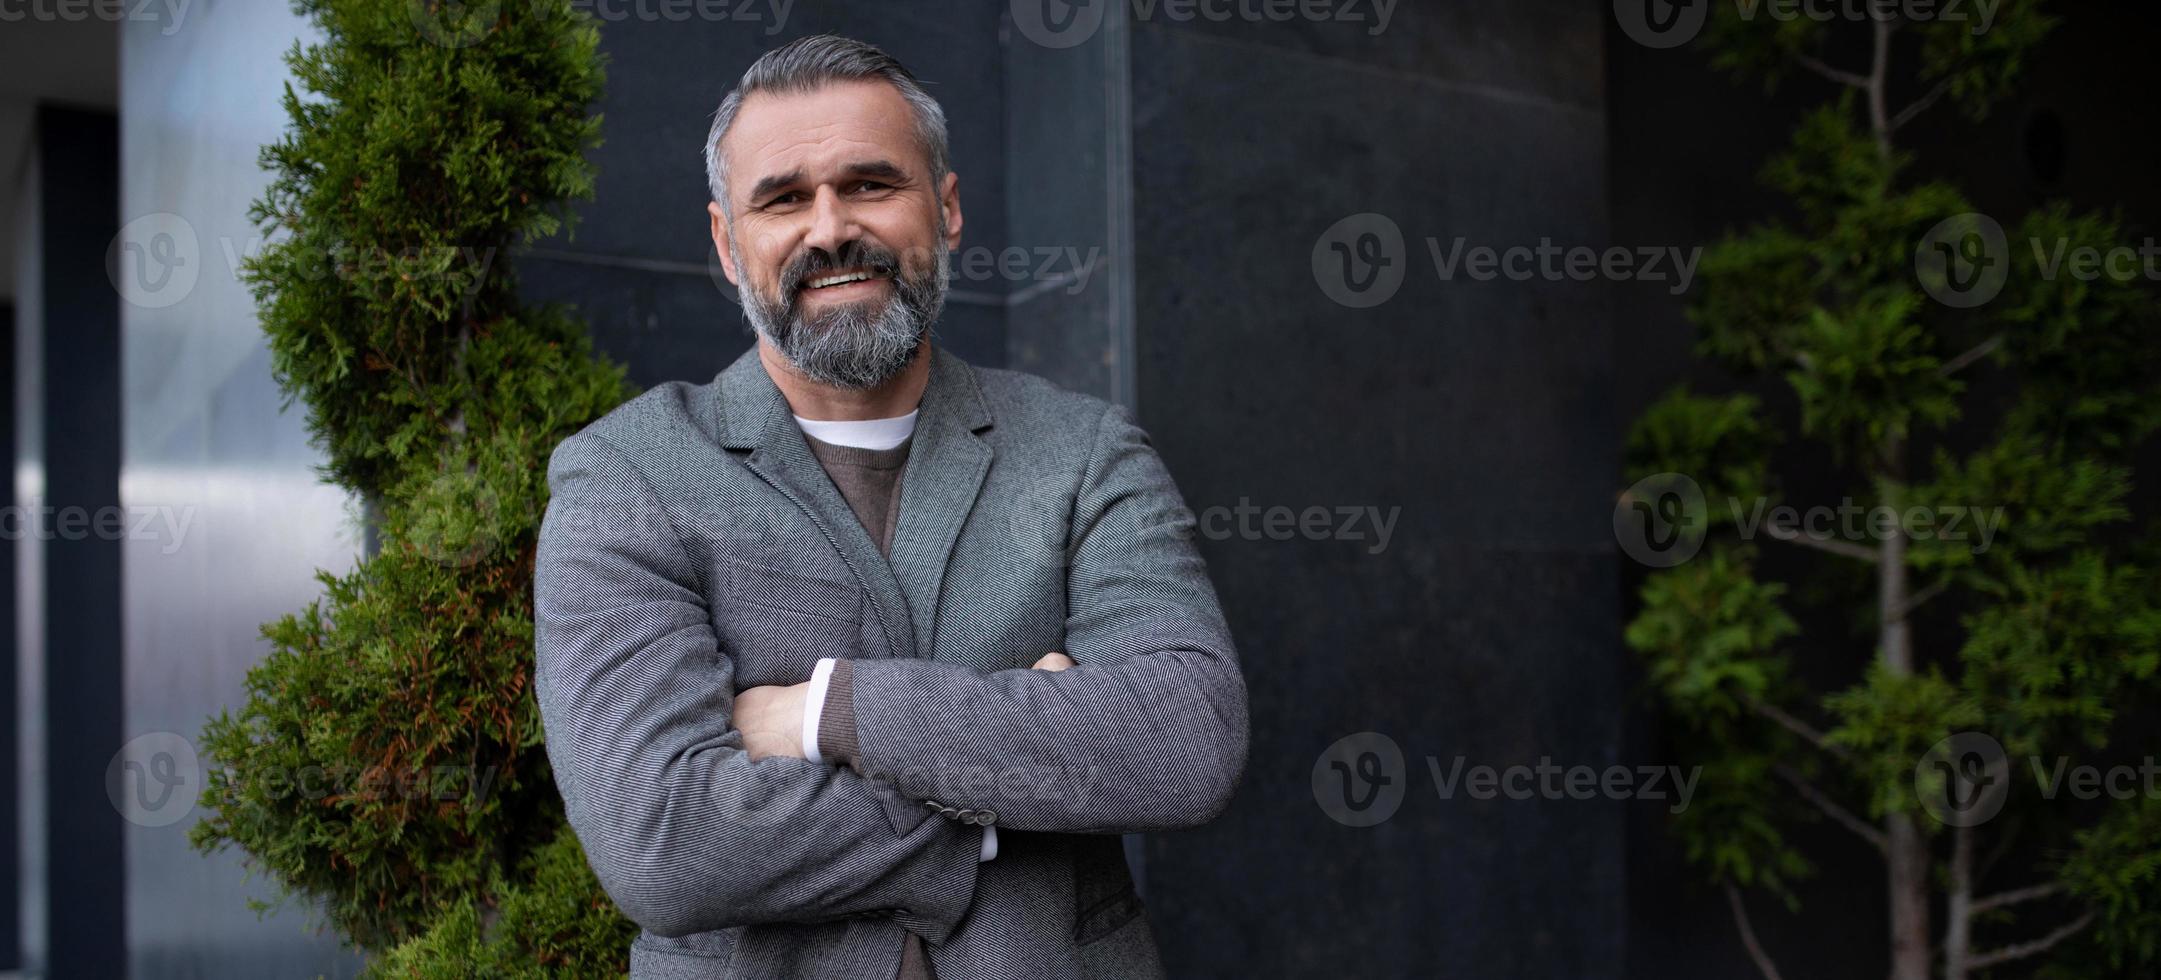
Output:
[797,268,892,299]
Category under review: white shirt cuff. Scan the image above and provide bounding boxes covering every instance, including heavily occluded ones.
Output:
[802,657,836,765]
[979,826,998,862]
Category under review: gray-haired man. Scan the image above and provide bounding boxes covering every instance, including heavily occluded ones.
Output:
[534,34,1249,980]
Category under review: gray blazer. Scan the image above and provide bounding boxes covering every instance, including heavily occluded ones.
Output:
[534,345,1249,979]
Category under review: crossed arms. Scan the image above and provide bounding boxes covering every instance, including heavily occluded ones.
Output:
[533,404,1249,940]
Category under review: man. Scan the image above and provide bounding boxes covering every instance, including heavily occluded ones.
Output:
[535,34,1248,980]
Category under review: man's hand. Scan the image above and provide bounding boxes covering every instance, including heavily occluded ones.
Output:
[1032,652,1074,671]
[735,681,810,761]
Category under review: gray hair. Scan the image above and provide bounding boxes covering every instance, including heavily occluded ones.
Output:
[703,35,950,221]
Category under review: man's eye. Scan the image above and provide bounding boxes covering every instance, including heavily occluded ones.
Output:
[768,192,802,206]
[853,181,889,193]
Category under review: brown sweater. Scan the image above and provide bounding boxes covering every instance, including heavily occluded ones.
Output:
[798,431,929,980]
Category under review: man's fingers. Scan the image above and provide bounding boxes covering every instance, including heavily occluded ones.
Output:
[1032,651,1074,672]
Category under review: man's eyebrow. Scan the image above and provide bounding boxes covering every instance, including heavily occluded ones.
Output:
[746,160,911,204]
[747,168,805,204]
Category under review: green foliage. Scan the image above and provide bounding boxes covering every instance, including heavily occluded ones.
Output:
[1626,543,1798,719]
[1625,388,1777,515]
[365,826,638,979]
[192,0,635,972]
[1627,2,2161,972]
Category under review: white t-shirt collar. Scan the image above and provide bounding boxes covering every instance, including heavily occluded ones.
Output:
[792,409,919,451]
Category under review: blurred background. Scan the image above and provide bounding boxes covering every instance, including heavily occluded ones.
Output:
[3,0,2158,977]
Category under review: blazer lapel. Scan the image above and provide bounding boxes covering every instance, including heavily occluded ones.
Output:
[713,348,918,662]
[887,348,994,663]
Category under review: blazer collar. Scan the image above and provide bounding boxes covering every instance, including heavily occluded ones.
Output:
[713,344,995,663]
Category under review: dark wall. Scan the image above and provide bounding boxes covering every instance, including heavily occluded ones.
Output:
[1124,3,1625,977]
[25,104,124,980]
[1607,3,2161,978]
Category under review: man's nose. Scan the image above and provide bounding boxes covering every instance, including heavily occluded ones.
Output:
[801,185,860,257]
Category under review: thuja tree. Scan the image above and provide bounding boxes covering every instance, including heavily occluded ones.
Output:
[1624,4,2161,978]
[189,0,636,974]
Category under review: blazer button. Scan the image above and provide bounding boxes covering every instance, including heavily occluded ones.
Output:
[973,810,997,826]
[940,805,960,819]
[954,809,975,823]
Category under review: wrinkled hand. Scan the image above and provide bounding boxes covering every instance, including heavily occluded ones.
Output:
[1032,651,1074,671]
[735,681,810,761]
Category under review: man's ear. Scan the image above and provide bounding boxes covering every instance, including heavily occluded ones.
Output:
[939,171,964,253]
[707,201,739,286]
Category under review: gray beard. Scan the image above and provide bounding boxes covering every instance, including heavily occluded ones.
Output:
[736,241,949,390]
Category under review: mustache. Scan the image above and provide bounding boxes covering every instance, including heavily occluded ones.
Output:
[778,239,904,295]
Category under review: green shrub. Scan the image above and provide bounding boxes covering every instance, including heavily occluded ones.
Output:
[190,0,637,972]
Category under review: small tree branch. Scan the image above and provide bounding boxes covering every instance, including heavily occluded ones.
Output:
[1745,696,1851,759]
[1890,77,1956,131]
[1972,883,2064,916]
[1775,764,1888,853]
[1796,52,1871,89]
[1895,578,1950,620]
[1762,523,1882,562]
[1967,911,2097,971]
[1940,334,2006,377]
[1726,884,1787,980]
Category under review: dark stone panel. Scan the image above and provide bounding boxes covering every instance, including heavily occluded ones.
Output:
[32,104,125,980]
[1129,26,1615,556]
[1148,549,1625,979]
[1126,20,1621,980]
[1112,0,1602,111]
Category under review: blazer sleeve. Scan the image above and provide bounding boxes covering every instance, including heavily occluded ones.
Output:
[833,403,1251,834]
[533,430,983,941]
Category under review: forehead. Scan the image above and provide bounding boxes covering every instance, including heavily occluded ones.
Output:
[722,79,926,192]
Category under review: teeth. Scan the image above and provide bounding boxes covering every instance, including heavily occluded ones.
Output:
[808,271,875,289]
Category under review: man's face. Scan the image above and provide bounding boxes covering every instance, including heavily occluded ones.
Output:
[710,79,963,389]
